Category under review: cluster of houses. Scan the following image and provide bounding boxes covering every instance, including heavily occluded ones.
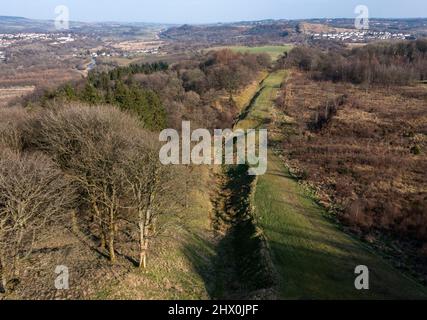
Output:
[132,47,160,55]
[50,35,75,45]
[310,31,414,42]
[0,51,5,62]
[84,47,160,59]
[0,33,75,47]
[73,50,127,61]
[90,51,115,58]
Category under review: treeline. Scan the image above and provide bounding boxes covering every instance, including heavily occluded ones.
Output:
[21,50,271,131]
[282,39,427,86]
[24,62,169,131]
[92,61,169,82]
[0,105,185,293]
[135,49,271,129]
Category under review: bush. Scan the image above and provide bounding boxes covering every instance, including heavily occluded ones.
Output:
[0,107,28,151]
[411,145,422,155]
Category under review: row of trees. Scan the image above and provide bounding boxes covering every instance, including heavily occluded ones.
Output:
[0,105,183,293]
[282,39,427,86]
[90,61,169,83]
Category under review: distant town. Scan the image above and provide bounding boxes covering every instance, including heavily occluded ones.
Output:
[310,30,415,42]
[0,32,75,47]
[0,31,163,64]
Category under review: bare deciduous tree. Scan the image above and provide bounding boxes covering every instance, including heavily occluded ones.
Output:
[122,133,184,269]
[22,104,186,269]
[23,104,139,263]
[0,107,28,151]
[0,149,74,293]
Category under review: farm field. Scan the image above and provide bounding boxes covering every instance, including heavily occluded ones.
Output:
[0,86,34,107]
[97,52,193,67]
[205,45,293,60]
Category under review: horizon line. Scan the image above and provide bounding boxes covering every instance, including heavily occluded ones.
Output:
[1,14,427,26]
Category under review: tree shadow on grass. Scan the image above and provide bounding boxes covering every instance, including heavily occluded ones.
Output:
[183,164,276,299]
[182,222,276,299]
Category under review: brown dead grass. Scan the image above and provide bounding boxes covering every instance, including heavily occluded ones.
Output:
[0,69,81,89]
[0,86,35,107]
[274,71,427,282]
[299,22,354,34]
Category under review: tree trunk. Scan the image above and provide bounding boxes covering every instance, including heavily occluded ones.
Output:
[139,209,152,269]
[70,210,79,234]
[0,253,7,293]
[12,227,25,279]
[140,241,148,269]
[138,221,146,269]
[108,208,116,263]
[100,228,106,251]
[92,202,105,250]
[185,181,189,209]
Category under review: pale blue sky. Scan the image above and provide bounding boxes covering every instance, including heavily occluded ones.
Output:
[1,0,426,24]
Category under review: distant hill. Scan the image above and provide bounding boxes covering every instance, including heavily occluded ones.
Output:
[161,21,301,45]
[298,22,353,34]
[1,15,426,40]
[0,16,57,33]
[161,18,427,45]
[0,15,169,36]
[0,16,30,21]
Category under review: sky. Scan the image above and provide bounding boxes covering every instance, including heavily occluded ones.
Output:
[0,0,426,24]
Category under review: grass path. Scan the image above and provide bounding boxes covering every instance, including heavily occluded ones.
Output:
[240,70,427,299]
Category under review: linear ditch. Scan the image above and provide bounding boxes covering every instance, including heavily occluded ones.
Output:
[209,81,277,299]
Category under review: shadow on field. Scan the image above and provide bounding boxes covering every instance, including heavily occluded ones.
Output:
[183,164,276,299]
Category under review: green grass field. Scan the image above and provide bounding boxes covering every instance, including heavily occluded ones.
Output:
[238,70,427,299]
[206,45,293,60]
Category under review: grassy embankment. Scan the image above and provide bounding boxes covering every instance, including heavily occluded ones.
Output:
[238,69,427,299]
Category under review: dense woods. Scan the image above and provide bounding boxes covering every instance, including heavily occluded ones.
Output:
[0,49,271,294]
[282,39,427,86]
[0,104,187,293]
[23,62,169,131]
[21,49,271,131]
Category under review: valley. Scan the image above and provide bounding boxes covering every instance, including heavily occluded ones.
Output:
[0,8,426,303]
